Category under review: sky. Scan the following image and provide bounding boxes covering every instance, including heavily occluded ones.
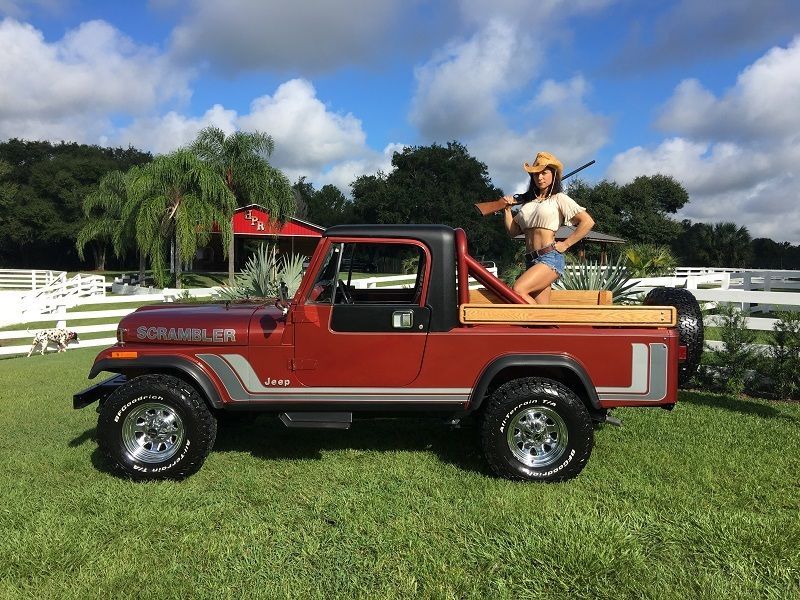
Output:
[1,0,799,242]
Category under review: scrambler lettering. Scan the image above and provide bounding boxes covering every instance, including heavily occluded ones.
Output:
[136,326,236,343]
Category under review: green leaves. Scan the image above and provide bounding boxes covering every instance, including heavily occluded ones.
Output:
[623,243,678,277]
[218,243,306,301]
[134,149,237,288]
[554,254,639,303]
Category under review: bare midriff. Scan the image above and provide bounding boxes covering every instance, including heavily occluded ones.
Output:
[525,227,556,252]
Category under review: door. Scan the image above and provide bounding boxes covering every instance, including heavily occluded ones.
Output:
[292,239,431,387]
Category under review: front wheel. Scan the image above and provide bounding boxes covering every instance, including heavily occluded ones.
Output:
[480,377,593,482]
[97,374,217,481]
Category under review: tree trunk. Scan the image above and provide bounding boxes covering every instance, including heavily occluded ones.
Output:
[174,233,182,289]
[138,251,146,287]
[92,242,106,271]
[228,234,235,285]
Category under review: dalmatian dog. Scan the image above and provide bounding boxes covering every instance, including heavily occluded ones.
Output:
[27,329,80,356]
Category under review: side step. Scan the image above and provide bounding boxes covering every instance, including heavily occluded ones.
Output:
[279,412,352,430]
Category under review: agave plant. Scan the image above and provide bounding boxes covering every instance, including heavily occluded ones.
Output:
[218,243,306,301]
[554,253,639,303]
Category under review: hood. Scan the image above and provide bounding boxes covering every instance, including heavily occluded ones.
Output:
[119,303,262,346]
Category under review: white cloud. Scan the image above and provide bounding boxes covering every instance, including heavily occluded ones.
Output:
[113,105,237,155]
[469,76,611,195]
[238,79,368,172]
[114,78,401,194]
[0,0,63,19]
[534,76,589,108]
[409,16,611,195]
[608,35,800,243]
[169,0,408,73]
[0,18,192,143]
[457,0,617,27]
[657,35,800,141]
[610,0,800,73]
[410,18,537,141]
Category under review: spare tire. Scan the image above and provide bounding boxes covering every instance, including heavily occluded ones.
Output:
[644,287,704,387]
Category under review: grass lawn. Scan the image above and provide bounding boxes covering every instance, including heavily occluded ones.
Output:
[1,348,798,598]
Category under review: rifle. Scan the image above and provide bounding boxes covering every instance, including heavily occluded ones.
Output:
[473,159,596,216]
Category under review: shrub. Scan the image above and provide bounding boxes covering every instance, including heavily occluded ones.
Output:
[554,254,639,303]
[219,244,306,301]
[764,310,800,400]
[624,244,678,277]
[702,304,759,395]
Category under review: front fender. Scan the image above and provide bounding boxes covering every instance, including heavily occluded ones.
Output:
[86,355,224,409]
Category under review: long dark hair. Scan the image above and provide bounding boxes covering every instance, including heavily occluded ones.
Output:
[525,167,563,198]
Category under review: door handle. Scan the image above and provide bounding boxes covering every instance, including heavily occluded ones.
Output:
[392,310,413,329]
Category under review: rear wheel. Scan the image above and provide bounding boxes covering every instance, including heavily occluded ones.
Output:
[97,374,217,481]
[644,287,704,386]
[480,377,593,482]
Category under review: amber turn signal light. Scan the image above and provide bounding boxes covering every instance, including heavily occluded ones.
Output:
[111,351,138,359]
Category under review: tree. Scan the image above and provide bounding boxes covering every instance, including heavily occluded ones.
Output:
[294,177,352,227]
[676,221,753,267]
[566,174,687,248]
[709,222,753,268]
[133,150,236,288]
[0,139,151,269]
[350,142,513,263]
[76,167,150,278]
[191,127,294,283]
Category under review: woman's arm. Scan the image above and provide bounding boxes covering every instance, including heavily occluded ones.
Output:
[502,196,522,237]
[554,210,594,253]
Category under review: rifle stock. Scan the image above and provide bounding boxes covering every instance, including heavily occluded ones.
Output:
[473,159,595,216]
[474,198,510,216]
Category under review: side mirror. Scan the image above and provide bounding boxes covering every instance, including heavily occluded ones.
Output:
[276,281,290,315]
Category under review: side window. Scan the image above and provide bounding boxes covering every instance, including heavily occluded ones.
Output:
[306,243,342,304]
[336,242,426,305]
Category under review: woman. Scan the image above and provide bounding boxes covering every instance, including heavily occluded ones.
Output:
[501,151,595,304]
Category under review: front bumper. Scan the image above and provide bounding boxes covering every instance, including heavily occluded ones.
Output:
[73,374,127,409]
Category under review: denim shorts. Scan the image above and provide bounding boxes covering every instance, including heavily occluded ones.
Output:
[525,249,566,276]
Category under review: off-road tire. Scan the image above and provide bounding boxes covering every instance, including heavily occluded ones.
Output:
[644,287,704,386]
[480,377,593,482]
[97,374,217,481]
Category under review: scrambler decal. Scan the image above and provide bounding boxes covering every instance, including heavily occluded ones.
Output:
[596,343,668,402]
[136,326,235,343]
[196,353,472,404]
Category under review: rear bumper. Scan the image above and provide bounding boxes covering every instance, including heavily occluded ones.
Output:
[73,374,127,409]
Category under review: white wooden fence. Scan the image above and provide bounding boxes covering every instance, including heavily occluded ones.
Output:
[0,287,220,357]
[0,269,66,290]
[1,265,798,358]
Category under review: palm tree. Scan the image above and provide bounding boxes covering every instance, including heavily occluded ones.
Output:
[710,222,752,268]
[77,170,126,270]
[133,150,236,288]
[191,126,295,284]
[77,167,147,275]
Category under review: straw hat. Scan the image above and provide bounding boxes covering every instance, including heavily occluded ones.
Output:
[523,151,563,178]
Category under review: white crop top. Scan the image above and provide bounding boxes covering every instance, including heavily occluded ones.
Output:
[513,192,585,232]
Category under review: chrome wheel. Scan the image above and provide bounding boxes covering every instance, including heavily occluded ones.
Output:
[121,402,185,464]
[506,406,568,468]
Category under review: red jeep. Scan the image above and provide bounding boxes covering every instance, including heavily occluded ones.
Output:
[74,225,702,482]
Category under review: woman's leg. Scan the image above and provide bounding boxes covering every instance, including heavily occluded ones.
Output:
[513,263,559,304]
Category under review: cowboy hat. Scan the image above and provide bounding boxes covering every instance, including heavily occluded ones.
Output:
[523,151,563,177]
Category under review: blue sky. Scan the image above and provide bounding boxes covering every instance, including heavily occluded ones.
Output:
[2,0,799,241]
